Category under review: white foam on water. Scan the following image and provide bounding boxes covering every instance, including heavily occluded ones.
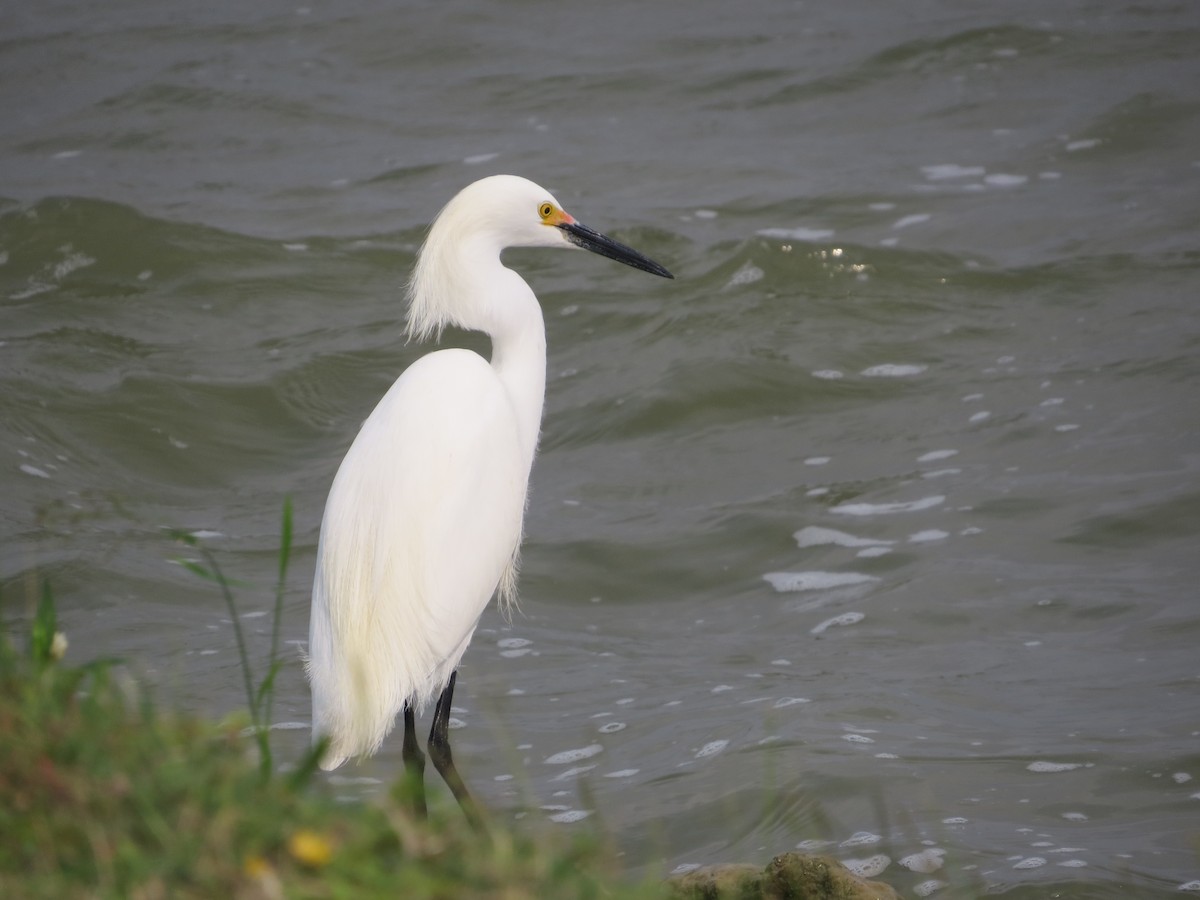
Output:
[493,774,513,782]
[841,853,890,877]
[880,237,899,247]
[909,529,949,543]
[832,495,945,516]
[794,526,894,549]
[913,879,946,897]
[1173,772,1192,783]
[918,449,958,462]
[597,722,625,734]
[900,849,946,873]
[727,262,764,286]
[604,768,639,778]
[861,363,927,377]
[806,487,829,497]
[1177,880,1200,891]
[968,411,991,424]
[544,744,603,765]
[1040,171,1062,180]
[869,202,896,211]
[670,863,701,875]
[549,809,591,824]
[812,612,865,635]
[773,697,811,708]
[811,369,844,380]
[892,213,931,229]
[922,164,985,180]
[943,817,969,825]
[711,684,734,693]
[1061,811,1089,821]
[1029,760,1083,773]
[20,464,50,479]
[1055,423,1080,432]
[463,152,499,165]
[1058,859,1087,868]
[501,648,532,658]
[856,546,892,558]
[922,468,961,479]
[694,209,718,219]
[1013,857,1046,869]
[764,572,878,592]
[962,392,984,402]
[804,456,830,466]
[842,733,875,744]
[1040,397,1065,407]
[695,740,729,758]
[984,173,1028,187]
[758,226,835,241]
[1066,138,1100,151]
[498,637,531,649]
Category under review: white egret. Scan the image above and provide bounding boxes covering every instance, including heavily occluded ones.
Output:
[306,175,672,824]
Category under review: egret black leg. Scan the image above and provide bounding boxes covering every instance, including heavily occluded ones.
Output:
[428,671,486,832]
[400,701,427,818]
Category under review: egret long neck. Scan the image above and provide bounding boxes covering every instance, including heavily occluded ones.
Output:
[484,270,547,468]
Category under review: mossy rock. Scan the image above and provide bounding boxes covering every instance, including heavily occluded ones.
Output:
[668,852,899,900]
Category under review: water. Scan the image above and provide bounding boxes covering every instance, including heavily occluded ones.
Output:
[3,0,1199,894]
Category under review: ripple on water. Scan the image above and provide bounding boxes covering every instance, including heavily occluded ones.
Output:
[1027,760,1084,773]
[861,363,927,377]
[841,831,882,848]
[900,849,945,873]
[841,854,890,877]
[812,612,865,635]
[831,495,944,516]
[548,809,592,824]
[763,572,878,592]
[544,744,603,765]
[794,526,894,549]
[694,740,729,758]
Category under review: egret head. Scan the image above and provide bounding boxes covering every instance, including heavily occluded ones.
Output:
[448,175,673,277]
[407,175,672,340]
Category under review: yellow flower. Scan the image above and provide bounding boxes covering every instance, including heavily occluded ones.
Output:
[288,829,333,868]
[243,855,272,878]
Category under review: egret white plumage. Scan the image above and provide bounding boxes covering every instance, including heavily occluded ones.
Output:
[306,175,672,823]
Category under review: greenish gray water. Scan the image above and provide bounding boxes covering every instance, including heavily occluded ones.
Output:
[3,1,1199,895]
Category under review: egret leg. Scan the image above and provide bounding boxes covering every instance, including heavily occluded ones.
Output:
[399,702,427,818]
[428,671,486,832]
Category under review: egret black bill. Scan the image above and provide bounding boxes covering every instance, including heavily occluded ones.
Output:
[559,221,674,279]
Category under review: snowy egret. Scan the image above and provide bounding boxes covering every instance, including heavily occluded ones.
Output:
[306,175,672,823]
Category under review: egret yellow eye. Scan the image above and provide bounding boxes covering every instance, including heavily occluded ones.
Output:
[538,202,555,220]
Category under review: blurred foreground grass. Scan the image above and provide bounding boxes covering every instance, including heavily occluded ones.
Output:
[0,586,664,900]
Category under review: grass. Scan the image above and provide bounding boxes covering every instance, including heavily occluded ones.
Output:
[0,581,671,899]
